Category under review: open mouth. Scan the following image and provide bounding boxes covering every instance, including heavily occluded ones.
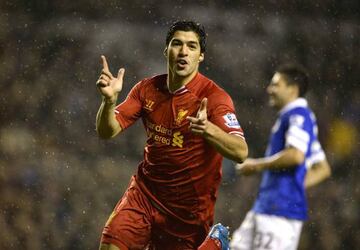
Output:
[177,59,188,67]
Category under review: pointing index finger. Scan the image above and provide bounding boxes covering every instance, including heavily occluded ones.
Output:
[199,98,208,111]
[101,55,110,71]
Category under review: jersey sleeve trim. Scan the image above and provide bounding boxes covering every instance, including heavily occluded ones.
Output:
[114,109,127,130]
[285,125,310,153]
[229,131,245,139]
[305,140,326,169]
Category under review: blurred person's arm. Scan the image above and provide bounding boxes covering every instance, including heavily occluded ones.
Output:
[235,147,304,175]
[305,159,331,188]
[304,139,331,188]
[96,55,124,139]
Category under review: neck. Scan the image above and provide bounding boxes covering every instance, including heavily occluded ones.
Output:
[278,96,298,110]
[167,70,198,93]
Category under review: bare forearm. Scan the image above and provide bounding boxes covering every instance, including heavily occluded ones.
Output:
[305,160,331,188]
[96,98,122,139]
[204,122,248,163]
[255,147,305,171]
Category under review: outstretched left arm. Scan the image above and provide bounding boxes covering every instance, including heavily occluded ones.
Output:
[187,98,248,163]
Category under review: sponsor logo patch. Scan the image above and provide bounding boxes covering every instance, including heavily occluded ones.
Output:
[172,131,184,148]
[223,113,241,129]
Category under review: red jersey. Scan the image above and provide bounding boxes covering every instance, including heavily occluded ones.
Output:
[115,73,244,225]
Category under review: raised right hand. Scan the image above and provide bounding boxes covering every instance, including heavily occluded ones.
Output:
[96,55,125,103]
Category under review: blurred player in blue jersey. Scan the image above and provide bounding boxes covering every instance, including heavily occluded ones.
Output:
[230,63,331,250]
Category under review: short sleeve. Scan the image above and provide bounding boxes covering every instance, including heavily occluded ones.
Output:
[285,114,311,153]
[208,92,245,139]
[305,139,326,169]
[114,81,143,129]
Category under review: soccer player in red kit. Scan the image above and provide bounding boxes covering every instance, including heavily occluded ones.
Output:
[96,21,248,250]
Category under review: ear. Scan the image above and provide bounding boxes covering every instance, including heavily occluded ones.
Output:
[289,84,300,98]
[163,47,168,57]
[199,53,204,62]
[293,85,300,98]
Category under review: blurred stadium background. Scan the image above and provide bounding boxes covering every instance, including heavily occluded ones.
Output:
[0,0,359,249]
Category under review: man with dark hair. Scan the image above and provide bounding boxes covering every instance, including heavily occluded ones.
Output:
[275,63,309,97]
[96,20,248,250]
[230,63,331,250]
[166,20,207,53]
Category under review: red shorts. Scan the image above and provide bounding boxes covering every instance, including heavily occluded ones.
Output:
[101,176,209,250]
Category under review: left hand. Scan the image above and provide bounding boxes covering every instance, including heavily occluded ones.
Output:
[187,98,209,136]
[236,158,262,175]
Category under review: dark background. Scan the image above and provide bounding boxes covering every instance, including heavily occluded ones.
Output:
[0,1,359,249]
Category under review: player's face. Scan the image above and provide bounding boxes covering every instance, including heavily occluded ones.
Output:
[267,72,297,109]
[165,31,204,79]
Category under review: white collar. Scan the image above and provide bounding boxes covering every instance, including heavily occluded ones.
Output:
[279,98,308,115]
[167,84,188,94]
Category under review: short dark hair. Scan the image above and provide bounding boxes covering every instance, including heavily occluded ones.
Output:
[166,20,207,53]
[276,63,309,97]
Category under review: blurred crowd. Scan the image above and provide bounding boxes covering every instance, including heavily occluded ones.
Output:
[0,1,359,249]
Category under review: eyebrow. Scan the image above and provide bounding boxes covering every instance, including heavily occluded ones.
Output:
[187,41,199,46]
[171,38,199,45]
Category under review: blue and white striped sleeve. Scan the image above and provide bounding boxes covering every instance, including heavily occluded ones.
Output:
[305,139,326,169]
[285,114,310,153]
